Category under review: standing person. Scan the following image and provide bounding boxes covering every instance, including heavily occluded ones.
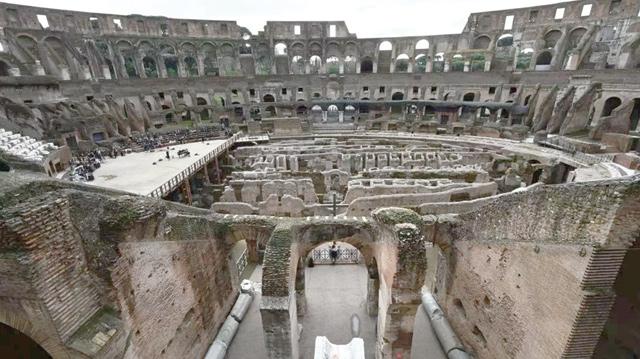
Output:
[166,150,170,160]
[329,241,339,264]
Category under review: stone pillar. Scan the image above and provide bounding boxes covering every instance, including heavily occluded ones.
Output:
[177,56,187,77]
[101,65,111,79]
[246,238,259,263]
[202,164,210,184]
[181,179,192,205]
[367,262,379,316]
[463,60,470,72]
[322,111,328,122]
[565,52,579,71]
[158,56,168,78]
[550,30,570,71]
[196,53,205,76]
[137,56,146,78]
[213,156,222,183]
[260,296,299,359]
[443,60,450,72]
[34,60,46,76]
[295,259,306,316]
[339,111,344,123]
[372,212,429,359]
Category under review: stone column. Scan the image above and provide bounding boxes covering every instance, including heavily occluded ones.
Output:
[367,261,379,316]
[213,156,222,183]
[260,296,299,359]
[295,259,306,316]
[181,179,192,205]
[202,165,210,184]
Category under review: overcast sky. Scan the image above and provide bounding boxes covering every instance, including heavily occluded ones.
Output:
[10,0,564,37]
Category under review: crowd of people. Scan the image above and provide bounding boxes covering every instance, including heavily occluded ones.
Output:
[130,125,230,151]
[68,149,105,182]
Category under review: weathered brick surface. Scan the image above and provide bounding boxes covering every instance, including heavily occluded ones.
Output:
[1,194,101,342]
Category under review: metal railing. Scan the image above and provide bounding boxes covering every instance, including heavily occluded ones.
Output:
[311,248,361,265]
[148,133,241,198]
[236,248,248,277]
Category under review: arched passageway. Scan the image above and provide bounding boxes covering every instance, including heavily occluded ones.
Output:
[261,211,429,359]
[0,322,51,359]
[296,241,376,358]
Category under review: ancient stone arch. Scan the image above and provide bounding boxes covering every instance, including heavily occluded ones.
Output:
[260,208,429,359]
[0,296,70,358]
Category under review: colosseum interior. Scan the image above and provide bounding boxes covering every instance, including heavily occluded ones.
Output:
[0,0,640,358]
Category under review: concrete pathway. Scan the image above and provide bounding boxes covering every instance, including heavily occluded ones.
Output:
[226,264,446,359]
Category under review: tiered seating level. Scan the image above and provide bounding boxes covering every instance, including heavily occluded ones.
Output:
[0,128,57,162]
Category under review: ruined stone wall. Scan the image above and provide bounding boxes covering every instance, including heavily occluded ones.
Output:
[0,176,242,359]
[433,178,640,359]
[441,241,590,358]
[347,182,498,216]
[0,194,102,342]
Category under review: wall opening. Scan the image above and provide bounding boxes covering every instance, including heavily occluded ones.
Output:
[601,97,622,117]
[360,59,373,73]
[298,241,374,358]
[0,322,51,358]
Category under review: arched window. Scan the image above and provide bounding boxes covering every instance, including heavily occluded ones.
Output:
[601,97,622,117]
[0,61,10,76]
[415,54,427,72]
[274,43,287,56]
[263,94,275,103]
[326,56,340,74]
[143,57,157,78]
[265,106,276,117]
[463,93,475,102]
[309,55,322,74]
[451,54,465,72]
[164,57,178,77]
[497,34,513,47]
[473,36,491,50]
[328,105,338,112]
[470,53,485,72]
[203,57,219,76]
[517,48,535,70]
[395,54,410,72]
[124,57,138,78]
[184,56,198,76]
[378,41,392,51]
[433,52,445,72]
[292,55,305,74]
[568,28,587,49]
[544,30,562,49]
[416,39,429,50]
[392,92,404,101]
[360,58,373,73]
[344,55,356,73]
[536,51,552,66]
